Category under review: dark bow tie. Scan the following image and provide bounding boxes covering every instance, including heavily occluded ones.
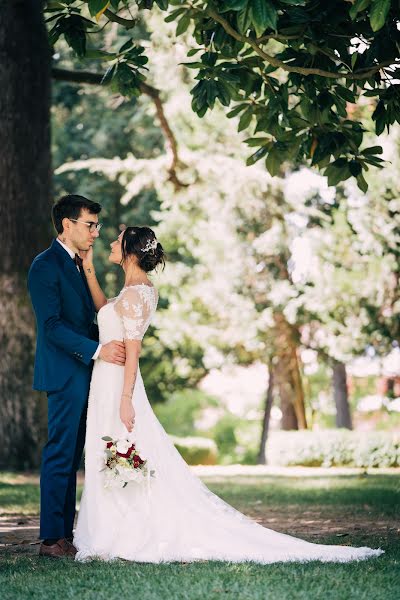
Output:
[74,254,83,269]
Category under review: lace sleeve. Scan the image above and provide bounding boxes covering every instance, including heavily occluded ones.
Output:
[114,287,154,341]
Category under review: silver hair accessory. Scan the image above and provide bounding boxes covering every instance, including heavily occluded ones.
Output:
[141,238,158,253]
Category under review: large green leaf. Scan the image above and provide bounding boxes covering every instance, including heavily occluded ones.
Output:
[221,0,249,11]
[155,0,169,9]
[85,48,115,60]
[246,146,269,165]
[349,0,371,19]
[88,0,109,17]
[164,8,186,23]
[362,145,383,155]
[265,146,282,176]
[325,160,352,186]
[238,106,253,131]
[370,0,391,32]
[250,0,277,36]
[226,103,248,118]
[176,14,191,36]
[237,5,252,34]
[356,172,368,192]
[65,28,86,58]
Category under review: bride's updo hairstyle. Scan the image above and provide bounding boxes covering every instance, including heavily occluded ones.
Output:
[121,226,165,273]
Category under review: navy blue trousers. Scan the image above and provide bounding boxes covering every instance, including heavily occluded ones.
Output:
[40,362,91,540]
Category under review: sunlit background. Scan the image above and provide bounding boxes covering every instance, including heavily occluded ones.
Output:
[50,10,400,469]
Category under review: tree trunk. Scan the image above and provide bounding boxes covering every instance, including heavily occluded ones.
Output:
[257,365,274,465]
[0,1,52,468]
[332,360,352,430]
[273,312,307,430]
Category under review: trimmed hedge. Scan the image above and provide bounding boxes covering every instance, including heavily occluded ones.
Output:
[266,430,400,468]
[171,435,218,465]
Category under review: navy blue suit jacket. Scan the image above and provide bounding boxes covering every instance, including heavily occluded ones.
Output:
[28,239,99,392]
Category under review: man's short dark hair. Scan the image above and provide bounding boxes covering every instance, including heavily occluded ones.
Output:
[52,195,102,234]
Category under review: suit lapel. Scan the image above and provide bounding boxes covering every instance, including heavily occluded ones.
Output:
[78,265,95,313]
[51,240,93,313]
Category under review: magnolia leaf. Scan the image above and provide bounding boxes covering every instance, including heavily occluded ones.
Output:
[349,0,371,19]
[176,14,191,36]
[362,145,383,155]
[370,0,391,32]
[85,48,115,60]
[96,1,110,22]
[244,136,271,146]
[88,0,109,18]
[164,8,186,23]
[250,0,277,36]
[357,172,369,192]
[221,0,249,10]
[238,107,253,131]
[265,147,282,176]
[155,0,169,9]
[237,5,252,34]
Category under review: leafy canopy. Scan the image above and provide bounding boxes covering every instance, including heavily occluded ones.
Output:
[45,1,400,190]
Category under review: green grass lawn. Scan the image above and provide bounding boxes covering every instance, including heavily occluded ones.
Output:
[0,471,399,600]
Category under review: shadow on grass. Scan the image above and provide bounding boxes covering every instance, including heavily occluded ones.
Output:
[0,472,399,599]
[1,473,399,517]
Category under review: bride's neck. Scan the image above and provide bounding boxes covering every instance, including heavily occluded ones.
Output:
[123,262,149,286]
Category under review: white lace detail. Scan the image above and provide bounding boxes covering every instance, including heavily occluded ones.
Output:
[114,285,158,341]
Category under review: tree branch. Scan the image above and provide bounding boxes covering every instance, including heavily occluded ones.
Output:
[256,32,304,43]
[205,8,398,81]
[52,68,186,189]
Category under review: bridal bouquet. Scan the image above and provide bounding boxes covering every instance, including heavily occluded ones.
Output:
[101,436,154,489]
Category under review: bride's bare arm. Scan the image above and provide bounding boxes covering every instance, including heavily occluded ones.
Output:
[120,340,141,432]
[81,247,107,311]
[115,286,155,431]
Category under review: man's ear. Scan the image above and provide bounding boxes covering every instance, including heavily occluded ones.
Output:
[61,217,70,235]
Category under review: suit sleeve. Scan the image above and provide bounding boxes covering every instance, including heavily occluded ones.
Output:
[28,259,98,365]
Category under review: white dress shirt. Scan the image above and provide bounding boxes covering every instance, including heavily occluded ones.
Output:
[56,238,101,360]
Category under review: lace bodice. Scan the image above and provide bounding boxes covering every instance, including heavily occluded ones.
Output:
[98,284,158,344]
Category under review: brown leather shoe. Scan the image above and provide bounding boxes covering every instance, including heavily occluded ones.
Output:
[39,538,73,559]
[65,539,78,557]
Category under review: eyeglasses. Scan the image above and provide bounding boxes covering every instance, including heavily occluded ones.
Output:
[70,218,102,233]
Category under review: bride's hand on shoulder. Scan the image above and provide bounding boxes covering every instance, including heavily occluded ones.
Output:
[120,398,135,433]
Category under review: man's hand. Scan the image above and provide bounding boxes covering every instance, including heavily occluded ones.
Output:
[99,341,125,365]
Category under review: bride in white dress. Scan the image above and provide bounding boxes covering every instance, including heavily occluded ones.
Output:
[74,226,383,564]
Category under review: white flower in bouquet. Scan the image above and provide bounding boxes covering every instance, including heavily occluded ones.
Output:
[116,439,131,454]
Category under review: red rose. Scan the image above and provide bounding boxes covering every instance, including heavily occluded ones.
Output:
[117,444,135,459]
[106,442,113,448]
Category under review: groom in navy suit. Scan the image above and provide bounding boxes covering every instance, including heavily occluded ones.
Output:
[28,195,125,558]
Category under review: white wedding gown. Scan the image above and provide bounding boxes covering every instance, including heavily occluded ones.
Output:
[74,284,384,563]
